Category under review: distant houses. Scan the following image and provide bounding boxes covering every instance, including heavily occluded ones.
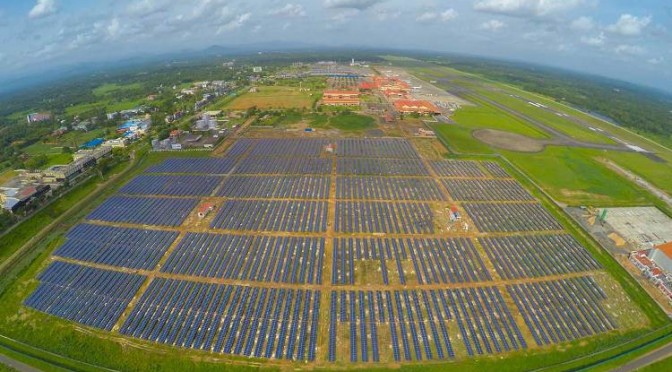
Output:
[26,112,52,123]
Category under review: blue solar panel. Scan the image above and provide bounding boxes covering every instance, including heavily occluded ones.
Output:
[25,262,145,331]
[147,157,238,174]
[54,223,178,269]
[120,280,321,361]
[120,175,222,196]
[87,196,198,226]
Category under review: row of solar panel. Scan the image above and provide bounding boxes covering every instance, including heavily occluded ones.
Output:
[328,287,526,362]
[25,262,615,362]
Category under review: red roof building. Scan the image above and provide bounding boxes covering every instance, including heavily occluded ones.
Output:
[394,100,440,115]
[359,81,376,91]
[649,241,672,274]
[321,90,361,106]
[323,90,360,98]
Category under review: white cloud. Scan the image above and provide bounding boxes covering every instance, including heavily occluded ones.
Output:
[126,0,170,17]
[331,9,359,23]
[29,0,57,19]
[416,12,438,22]
[269,4,306,18]
[481,19,505,31]
[375,8,401,21]
[580,32,605,46]
[106,18,121,39]
[474,0,584,17]
[416,9,457,23]
[217,13,251,33]
[570,16,594,31]
[440,9,458,22]
[606,14,651,36]
[648,57,664,65]
[614,44,645,56]
[324,0,385,10]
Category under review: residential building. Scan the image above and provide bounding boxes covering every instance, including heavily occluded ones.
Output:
[26,112,52,123]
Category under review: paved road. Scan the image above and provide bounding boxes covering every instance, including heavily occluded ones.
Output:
[0,353,42,372]
[611,340,672,372]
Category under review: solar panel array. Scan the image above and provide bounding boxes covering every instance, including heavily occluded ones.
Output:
[335,201,434,234]
[87,196,199,227]
[120,175,222,196]
[25,137,617,365]
[464,202,564,232]
[146,158,238,174]
[480,234,601,279]
[507,277,616,346]
[328,288,526,362]
[120,279,321,361]
[163,234,324,284]
[218,175,330,199]
[25,262,145,331]
[211,200,328,232]
[332,238,491,286]
[337,176,445,201]
[54,223,179,270]
[442,179,534,201]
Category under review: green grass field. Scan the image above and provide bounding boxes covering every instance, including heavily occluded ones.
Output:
[451,100,549,139]
[225,86,317,110]
[475,89,617,145]
[329,113,375,130]
[503,147,650,206]
[65,99,144,116]
[93,83,143,97]
[0,170,18,185]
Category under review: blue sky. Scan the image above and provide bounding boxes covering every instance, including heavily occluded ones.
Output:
[1,0,670,91]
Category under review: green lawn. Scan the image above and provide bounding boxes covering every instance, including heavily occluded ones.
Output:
[452,100,549,139]
[603,152,672,195]
[44,154,73,168]
[431,123,496,155]
[503,147,650,206]
[474,89,617,145]
[23,142,62,156]
[432,122,653,206]
[65,98,144,116]
[93,83,143,97]
[225,86,316,110]
[24,129,106,156]
[329,113,375,130]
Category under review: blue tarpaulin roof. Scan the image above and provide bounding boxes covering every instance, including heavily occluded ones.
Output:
[81,138,104,149]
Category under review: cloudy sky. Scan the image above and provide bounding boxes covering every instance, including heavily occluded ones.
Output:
[1,0,671,91]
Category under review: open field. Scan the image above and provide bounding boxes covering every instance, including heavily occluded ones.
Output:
[93,83,143,97]
[451,102,549,139]
[65,98,145,116]
[0,170,18,185]
[475,89,617,145]
[255,112,375,132]
[225,86,317,110]
[24,130,106,156]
